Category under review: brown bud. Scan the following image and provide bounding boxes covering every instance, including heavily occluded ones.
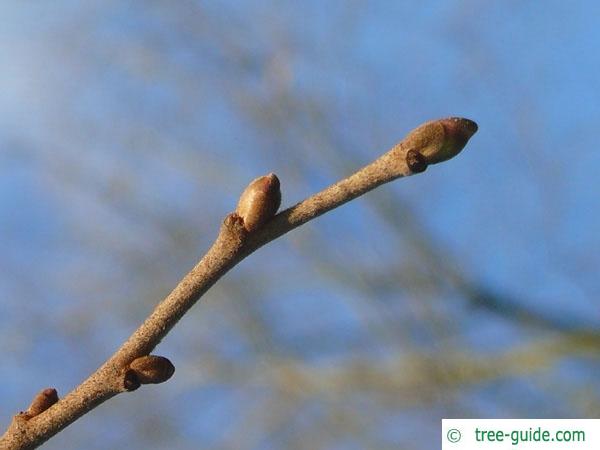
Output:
[404,117,478,165]
[25,388,58,418]
[123,369,141,392]
[236,173,281,232]
[128,355,175,385]
[406,149,428,173]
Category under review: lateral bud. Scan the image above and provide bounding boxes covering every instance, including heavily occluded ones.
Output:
[236,173,281,232]
[22,388,58,419]
[123,369,142,392]
[406,149,428,173]
[125,355,175,390]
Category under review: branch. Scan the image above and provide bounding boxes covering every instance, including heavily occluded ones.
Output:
[1,117,477,449]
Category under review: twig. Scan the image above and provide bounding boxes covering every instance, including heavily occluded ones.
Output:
[1,117,477,449]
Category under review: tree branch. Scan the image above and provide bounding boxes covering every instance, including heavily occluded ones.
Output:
[1,117,477,449]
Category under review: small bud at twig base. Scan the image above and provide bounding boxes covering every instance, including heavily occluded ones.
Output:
[24,388,59,418]
[123,369,142,391]
[406,149,428,173]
